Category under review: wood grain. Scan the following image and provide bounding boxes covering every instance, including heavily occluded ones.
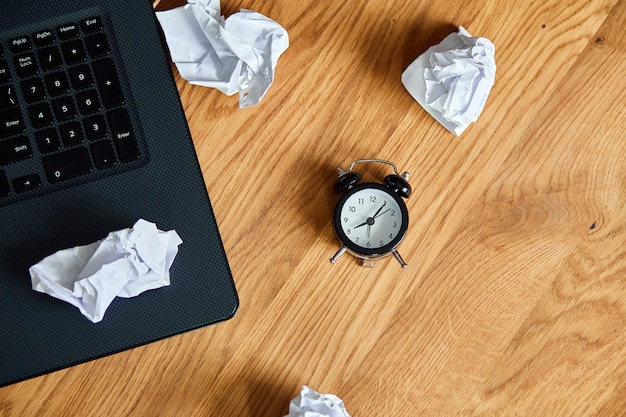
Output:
[2,0,625,416]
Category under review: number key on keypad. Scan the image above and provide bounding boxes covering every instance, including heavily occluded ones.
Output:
[69,65,93,89]
[35,128,61,153]
[84,114,107,140]
[60,121,83,146]
[28,103,53,128]
[77,90,100,115]
[22,78,46,103]
[53,96,77,121]
[43,147,92,182]
[45,72,70,96]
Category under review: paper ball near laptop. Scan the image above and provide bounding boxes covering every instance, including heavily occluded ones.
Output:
[402,26,496,136]
[29,219,182,323]
[156,0,289,108]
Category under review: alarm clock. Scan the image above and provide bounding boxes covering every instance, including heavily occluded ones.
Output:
[330,159,411,268]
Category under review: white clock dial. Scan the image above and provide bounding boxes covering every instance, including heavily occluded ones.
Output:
[339,187,404,250]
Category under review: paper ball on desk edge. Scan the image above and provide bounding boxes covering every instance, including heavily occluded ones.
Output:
[284,386,352,417]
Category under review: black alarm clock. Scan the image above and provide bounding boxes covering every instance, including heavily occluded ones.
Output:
[330,159,411,268]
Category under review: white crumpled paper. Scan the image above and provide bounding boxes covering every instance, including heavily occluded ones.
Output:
[284,386,351,417]
[156,0,289,108]
[29,219,182,323]
[402,26,496,136]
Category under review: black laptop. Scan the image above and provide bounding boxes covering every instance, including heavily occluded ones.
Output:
[0,0,239,387]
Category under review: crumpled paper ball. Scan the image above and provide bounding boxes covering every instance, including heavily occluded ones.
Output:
[402,26,496,136]
[156,0,289,108]
[29,219,182,323]
[284,386,351,417]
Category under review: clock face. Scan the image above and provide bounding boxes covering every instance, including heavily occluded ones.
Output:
[334,183,408,256]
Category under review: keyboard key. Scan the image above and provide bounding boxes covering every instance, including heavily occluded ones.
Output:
[91,140,116,169]
[0,136,32,165]
[33,30,55,47]
[28,103,53,128]
[69,65,93,89]
[0,108,25,137]
[62,40,87,64]
[0,170,9,197]
[43,147,92,182]
[38,47,63,71]
[93,59,124,107]
[108,109,139,162]
[52,96,77,121]
[84,115,107,140]
[21,78,46,103]
[13,174,41,192]
[9,36,31,53]
[35,128,61,153]
[81,17,103,33]
[86,34,110,58]
[0,85,18,110]
[77,90,100,114]
[57,23,79,40]
[0,60,10,83]
[15,53,39,77]
[60,121,83,146]
[45,72,70,96]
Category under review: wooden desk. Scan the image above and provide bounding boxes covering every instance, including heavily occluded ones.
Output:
[2,0,625,415]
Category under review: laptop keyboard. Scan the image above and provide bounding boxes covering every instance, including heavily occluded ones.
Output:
[0,15,143,205]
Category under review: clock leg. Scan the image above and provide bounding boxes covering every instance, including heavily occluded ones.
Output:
[361,259,375,268]
[392,250,408,268]
[330,246,348,264]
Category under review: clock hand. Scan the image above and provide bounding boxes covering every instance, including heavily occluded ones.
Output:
[374,208,391,219]
[354,220,368,229]
[354,217,376,229]
[371,201,387,219]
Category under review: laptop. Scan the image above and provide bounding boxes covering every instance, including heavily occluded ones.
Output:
[0,0,239,387]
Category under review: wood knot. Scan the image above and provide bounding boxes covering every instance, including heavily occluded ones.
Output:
[595,37,604,45]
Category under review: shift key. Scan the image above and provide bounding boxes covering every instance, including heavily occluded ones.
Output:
[0,136,32,165]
